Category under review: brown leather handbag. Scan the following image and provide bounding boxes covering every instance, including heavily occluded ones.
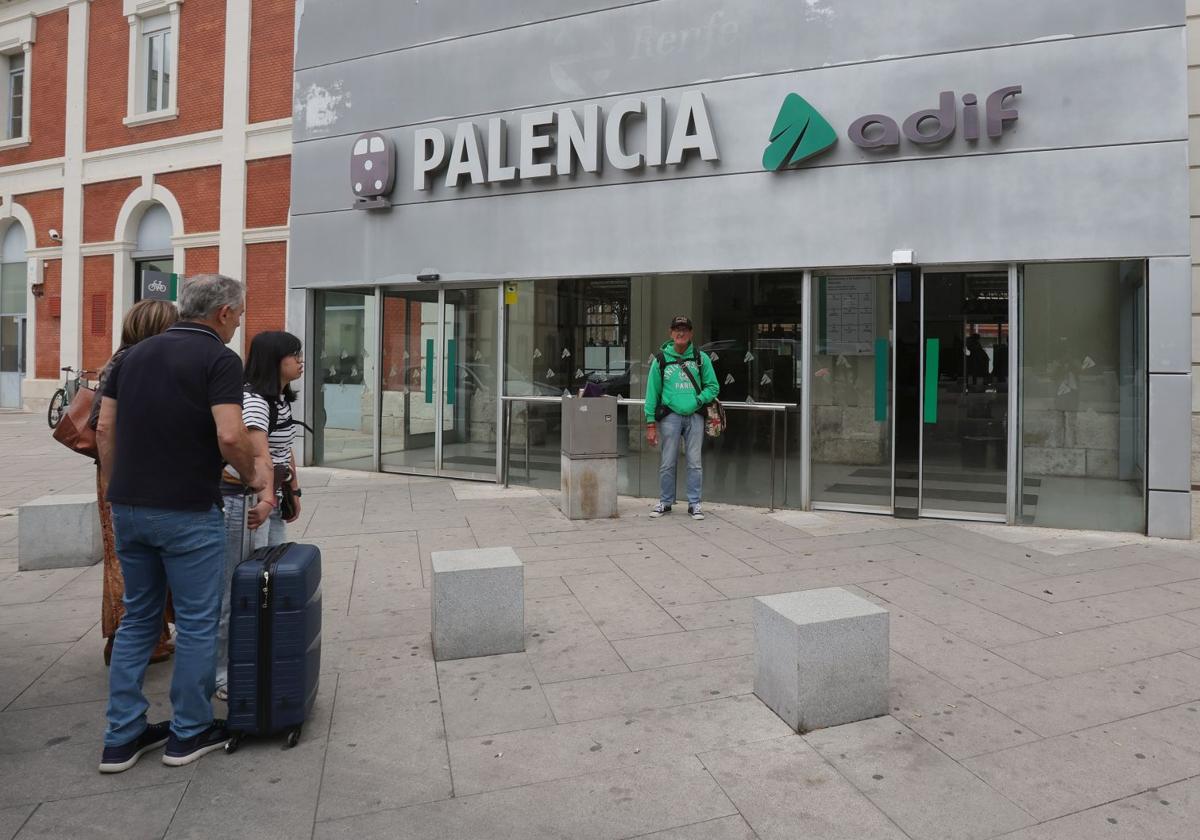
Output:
[52,386,100,460]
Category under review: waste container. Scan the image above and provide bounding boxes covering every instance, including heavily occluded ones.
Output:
[560,394,618,519]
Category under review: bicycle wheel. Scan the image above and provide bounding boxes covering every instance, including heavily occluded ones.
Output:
[47,389,67,429]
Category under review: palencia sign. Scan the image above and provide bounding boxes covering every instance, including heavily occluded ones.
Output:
[351,90,719,203]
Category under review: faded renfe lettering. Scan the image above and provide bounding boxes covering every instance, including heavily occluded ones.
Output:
[412,91,719,191]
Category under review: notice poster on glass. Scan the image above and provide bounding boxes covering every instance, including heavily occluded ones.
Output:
[823,276,876,355]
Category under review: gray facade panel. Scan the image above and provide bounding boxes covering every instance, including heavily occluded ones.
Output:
[1148,257,1193,374]
[289,141,1189,289]
[1148,374,1193,492]
[293,0,1185,142]
[291,28,1187,216]
[1147,490,1191,539]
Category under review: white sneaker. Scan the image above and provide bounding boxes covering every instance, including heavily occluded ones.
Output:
[650,502,672,518]
[688,505,705,521]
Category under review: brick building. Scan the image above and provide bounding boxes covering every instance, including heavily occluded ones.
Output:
[0,0,294,409]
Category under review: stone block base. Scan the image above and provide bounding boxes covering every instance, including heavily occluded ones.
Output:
[18,493,103,571]
[560,454,618,520]
[432,546,524,661]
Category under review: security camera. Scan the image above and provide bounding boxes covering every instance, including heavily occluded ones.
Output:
[48,229,61,242]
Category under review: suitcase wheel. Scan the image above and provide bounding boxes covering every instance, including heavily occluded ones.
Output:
[224,732,243,755]
[285,727,301,749]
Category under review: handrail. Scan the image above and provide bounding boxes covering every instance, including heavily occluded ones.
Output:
[499,394,796,412]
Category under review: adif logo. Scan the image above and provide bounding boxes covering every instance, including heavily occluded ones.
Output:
[351,131,397,210]
[762,94,838,171]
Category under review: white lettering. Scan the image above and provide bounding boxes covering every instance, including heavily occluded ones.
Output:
[445,122,487,187]
[605,98,645,171]
[644,95,666,167]
[665,91,718,165]
[413,128,446,191]
[556,104,601,176]
[519,111,556,179]
[486,117,517,183]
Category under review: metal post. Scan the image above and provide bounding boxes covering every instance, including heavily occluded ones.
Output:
[525,404,531,481]
[769,410,777,512]
[800,269,813,509]
[503,399,512,487]
[781,408,788,507]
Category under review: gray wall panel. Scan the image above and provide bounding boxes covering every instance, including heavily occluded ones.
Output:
[1147,489,1191,539]
[289,142,1189,288]
[1149,374,1192,492]
[292,28,1187,215]
[1149,257,1192,374]
[293,0,1185,142]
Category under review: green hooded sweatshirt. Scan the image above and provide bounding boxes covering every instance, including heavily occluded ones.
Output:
[644,341,720,423]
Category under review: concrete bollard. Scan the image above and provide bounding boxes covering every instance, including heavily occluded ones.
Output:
[18,494,103,571]
[431,546,524,661]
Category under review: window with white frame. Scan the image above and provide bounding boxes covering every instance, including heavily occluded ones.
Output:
[7,52,24,139]
[123,1,182,125]
[0,15,34,146]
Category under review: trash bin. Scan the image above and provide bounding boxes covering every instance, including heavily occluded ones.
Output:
[560,394,618,519]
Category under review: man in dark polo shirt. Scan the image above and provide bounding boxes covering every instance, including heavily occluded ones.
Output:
[95,273,270,773]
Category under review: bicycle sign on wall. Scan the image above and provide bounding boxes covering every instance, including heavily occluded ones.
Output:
[141,270,179,302]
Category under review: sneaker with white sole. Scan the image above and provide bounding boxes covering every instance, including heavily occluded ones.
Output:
[688,505,705,521]
[649,502,672,518]
[98,721,170,773]
[162,720,230,767]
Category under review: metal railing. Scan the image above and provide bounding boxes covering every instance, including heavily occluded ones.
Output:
[500,394,794,510]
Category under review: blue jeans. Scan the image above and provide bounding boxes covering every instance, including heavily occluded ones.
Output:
[105,504,224,746]
[216,495,287,690]
[658,411,704,507]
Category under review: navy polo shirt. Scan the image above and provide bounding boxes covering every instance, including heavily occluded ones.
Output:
[103,323,244,511]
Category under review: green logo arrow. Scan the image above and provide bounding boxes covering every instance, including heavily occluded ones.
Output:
[763,94,838,171]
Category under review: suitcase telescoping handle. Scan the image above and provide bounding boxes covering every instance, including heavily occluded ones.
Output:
[240,486,254,565]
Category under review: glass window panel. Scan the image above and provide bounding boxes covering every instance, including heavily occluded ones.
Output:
[0,262,26,313]
[1020,261,1146,532]
[313,289,377,470]
[160,34,170,110]
[8,55,22,139]
[145,32,159,112]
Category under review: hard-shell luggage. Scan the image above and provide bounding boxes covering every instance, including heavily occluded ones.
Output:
[224,540,322,752]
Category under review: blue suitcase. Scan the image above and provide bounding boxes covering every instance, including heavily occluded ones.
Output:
[224,541,322,752]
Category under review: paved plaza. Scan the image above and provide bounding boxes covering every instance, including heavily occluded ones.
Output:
[2,410,1200,839]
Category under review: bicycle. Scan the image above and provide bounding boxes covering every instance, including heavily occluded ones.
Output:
[47,366,95,429]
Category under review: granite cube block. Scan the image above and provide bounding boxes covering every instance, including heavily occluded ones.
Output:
[432,546,524,661]
[18,494,103,571]
[754,587,889,732]
[560,454,618,520]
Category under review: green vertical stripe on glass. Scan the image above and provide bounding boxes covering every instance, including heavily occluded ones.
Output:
[874,337,888,422]
[446,339,457,405]
[924,338,939,424]
[424,338,434,404]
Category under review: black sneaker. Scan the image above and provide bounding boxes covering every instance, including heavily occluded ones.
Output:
[650,502,672,518]
[98,721,170,773]
[688,504,705,521]
[162,720,230,767]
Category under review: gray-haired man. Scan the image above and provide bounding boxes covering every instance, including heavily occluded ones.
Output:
[96,274,270,772]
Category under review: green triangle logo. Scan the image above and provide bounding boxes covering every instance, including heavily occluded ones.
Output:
[763,94,838,171]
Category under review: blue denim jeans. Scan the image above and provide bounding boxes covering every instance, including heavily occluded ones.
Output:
[216,494,287,690]
[105,504,225,746]
[658,411,704,507]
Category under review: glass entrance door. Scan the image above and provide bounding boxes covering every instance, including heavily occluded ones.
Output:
[380,286,501,480]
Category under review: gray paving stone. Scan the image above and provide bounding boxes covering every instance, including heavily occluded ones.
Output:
[322,632,430,674]
[806,715,1036,840]
[993,616,1200,679]
[1175,607,1200,626]
[42,564,103,602]
[667,598,754,631]
[1063,585,1200,626]
[523,576,569,599]
[314,755,736,840]
[15,781,186,840]
[769,527,930,553]
[532,522,691,546]
[677,521,782,559]
[318,560,357,617]
[316,663,451,823]
[980,652,1200,737]
[563,571,682,641]
[0,598,95,627]
[448,694,790,795]
[0,643,69,709]
[700,735,909,840]
[0,805,34,840]
[863,576,1045,648]
[610,553,724,607]
[347,553,424,616]
[992,775,1200,840]
[889,654,1041,760]
[521,555,621,579]
[517,540,652,564]
[889,537,1045,585]
[745,542,917,575]
[649,537,760,580]
[964,704,1200,822]
[1163,578,1200,599]
[0,568,87,607]
[524,595,628,684]
[709,560,900,599]
[322,608,431,644]
[1013,564,1196,603]
[631,815,757,840]
[888,608,1044,695]
[937,576,1110,636]
[612,626,754,671]
[435,653,554,739]
[0,695,169,755]
[541,656,755,724]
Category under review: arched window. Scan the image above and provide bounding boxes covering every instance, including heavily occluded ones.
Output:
[0,221,27,407]
[133,203,174,302]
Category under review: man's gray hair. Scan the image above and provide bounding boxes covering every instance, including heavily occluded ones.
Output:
[178,274,244,320]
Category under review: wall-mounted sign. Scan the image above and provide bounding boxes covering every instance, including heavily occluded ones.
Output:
[351,131,397,210]
[140,270,178,301]
[764,85,1022,171]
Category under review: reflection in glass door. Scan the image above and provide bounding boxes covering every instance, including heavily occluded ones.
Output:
[380,286,501,480]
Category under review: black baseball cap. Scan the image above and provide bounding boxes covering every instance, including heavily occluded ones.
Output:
[670,315,693,330]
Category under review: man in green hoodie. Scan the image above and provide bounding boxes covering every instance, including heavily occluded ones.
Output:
[645,315,720,520]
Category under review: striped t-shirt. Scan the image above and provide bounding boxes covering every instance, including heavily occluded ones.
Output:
[243,390,296,467]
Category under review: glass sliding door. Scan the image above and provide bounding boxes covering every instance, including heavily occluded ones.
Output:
[441,287,501,479]
[380,288,439,473]
[313,289,377,469]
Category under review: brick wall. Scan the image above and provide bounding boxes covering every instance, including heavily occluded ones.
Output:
[157,166,222,233]
[86,0,226,152]
[245,155,290,228]
[248,0,295,124]
[244,240,287,351]
[34,258,60,378]
[81,255,113,372]
[14,188,63,248]
[185,245,219,276]
[82,178,140,243]
[0,9,68,167]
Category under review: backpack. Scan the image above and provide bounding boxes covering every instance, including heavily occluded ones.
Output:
[653,349,727,438]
